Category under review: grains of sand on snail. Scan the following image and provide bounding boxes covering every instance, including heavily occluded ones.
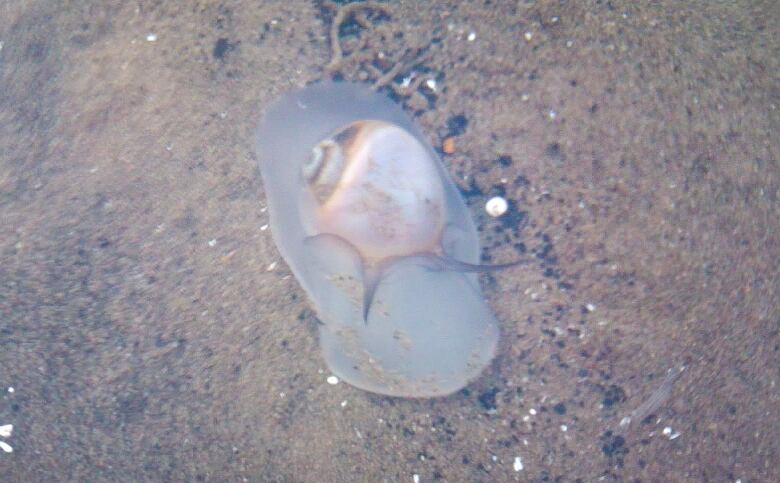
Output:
[486,196,508,217]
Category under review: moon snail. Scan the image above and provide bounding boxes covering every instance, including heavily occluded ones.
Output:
[256,82,519,397]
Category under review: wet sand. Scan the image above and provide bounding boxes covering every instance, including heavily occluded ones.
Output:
[1,0,777,481]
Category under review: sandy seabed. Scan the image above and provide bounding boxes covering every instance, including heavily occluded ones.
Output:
[1,1,777,481]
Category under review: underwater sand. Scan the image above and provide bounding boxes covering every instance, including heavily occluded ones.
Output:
[0,0,777,481]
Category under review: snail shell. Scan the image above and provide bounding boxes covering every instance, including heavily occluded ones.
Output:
[303,120,445,263]
[256,82,509,397]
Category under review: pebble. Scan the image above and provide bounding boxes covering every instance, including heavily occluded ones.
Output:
[513,456,523,471]
[442,137,456,154]
[661,426,681,439]
[327,375,339,385]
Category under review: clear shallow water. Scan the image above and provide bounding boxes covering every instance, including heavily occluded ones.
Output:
[1,1,777,480]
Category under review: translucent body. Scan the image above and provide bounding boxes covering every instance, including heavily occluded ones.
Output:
[255,82,498,397]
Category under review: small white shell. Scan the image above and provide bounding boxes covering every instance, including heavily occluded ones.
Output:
[486,196,508,217]
[256,82,499,397]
